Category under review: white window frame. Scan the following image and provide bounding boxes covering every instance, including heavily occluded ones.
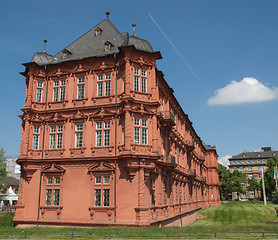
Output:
[75,124,83,148]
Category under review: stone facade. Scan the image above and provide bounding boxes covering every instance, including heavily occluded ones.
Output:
[14,15,220,227]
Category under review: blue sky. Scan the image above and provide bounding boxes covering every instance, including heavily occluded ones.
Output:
[1,0,278,167]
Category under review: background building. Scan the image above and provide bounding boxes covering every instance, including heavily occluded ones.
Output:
[229,147,277,200]
[0,158,20,210]
[14,13,220,227]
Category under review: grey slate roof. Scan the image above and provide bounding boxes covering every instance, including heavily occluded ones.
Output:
[31,18,154,66]
[3,176,19,186]
[229,150,278,160]
[202,142,215,151]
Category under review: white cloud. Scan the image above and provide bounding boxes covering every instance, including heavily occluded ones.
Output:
[207,77,278,105]
[218,155,231,168]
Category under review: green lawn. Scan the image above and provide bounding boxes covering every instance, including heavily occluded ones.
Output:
[0,201,277,239]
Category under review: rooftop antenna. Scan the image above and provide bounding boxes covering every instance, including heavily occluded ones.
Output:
[106,11,110,19]
[132,23,136,36]
[43,39,47,53]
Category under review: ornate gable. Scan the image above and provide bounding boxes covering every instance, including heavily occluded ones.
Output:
[88,162,115,174]
[131,104,154,115]
[42,164,66,175]
[89,107,114,119]
[31,114,43,123]
[69,110,88,121]
[46,112,67,123]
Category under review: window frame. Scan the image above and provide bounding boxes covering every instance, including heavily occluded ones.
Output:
[75,124,83,148]
[93,175,111,207]
[77,77,85,99]
[95,121,110,147]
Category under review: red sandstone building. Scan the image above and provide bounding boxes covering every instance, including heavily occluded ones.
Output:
[14,13,220,227]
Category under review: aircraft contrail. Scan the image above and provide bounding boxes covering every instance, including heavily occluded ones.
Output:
[148,13,206,91]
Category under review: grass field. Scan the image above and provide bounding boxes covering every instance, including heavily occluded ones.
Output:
[0,201,277,239]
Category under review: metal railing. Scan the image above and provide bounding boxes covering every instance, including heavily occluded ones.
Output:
[0,230,277,239]
[159,111,175,122]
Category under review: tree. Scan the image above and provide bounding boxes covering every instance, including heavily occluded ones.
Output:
[247,176,261,197]
[264,156,278,200]
[230,170,247,200]
[218,163,232,200]
[0,147,7,190]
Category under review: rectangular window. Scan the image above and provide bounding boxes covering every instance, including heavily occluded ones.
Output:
[103,189,110,206]
[77,84,85,99]
[49,126,63,149]
[105,81,111,96]
[142,119,147,127]
[141,78,147,93]
[46,189,52,206]
[36,89,43,102]
[75,132,83,148]
[97,75,103,81]
[95,121,110,147]
[103,176,110,184]
[134,68,140,75]
[97,82,103,97]
[33,135,39,150]
[47,177,53,184]
[95,176,101,184]
[94,189,101,207]
[134,76,139,91]
[250,191,254,197]
[37,82,43,88]
[96,131,102,147]
[239,167,244,171]
[105,73,111,80]
[75,124,83,148]
[134,118,148,145]
[96,122,102,129]
[141,70,147,76]
[104,130,110,146]
[134,118,140,126]
[104,122,110,129]
[142,128,148,145]
[54,81,59,87]
[49,134,55,149]
[248,166,252,171]
[53,88,59,101]
[60,87,65,101]
[76,124,83,131]
[54,177,60,185]
[53,189,60,206]
[46,176,61,206]
[57,134,63,149]
[78,77,85,83]
[134,127,140,144]
[34,126,40,133]
[60,80,66,86]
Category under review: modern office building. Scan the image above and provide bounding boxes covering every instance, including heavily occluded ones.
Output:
[14,13,220,227]
[229,147,277,200]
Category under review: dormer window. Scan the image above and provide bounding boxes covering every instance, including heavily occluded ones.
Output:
[95,27,102,36]
[62,49,71,59]
[104,41,113,52]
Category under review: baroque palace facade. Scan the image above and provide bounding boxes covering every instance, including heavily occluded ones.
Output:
[14,13,220,227]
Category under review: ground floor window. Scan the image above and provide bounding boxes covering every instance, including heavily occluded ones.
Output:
[94,175,110,207]
[45,176,61,206]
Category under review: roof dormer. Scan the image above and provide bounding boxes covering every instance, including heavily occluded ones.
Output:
[62,49,72,59]
[95,27,102,36]
[104,41,113,51]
